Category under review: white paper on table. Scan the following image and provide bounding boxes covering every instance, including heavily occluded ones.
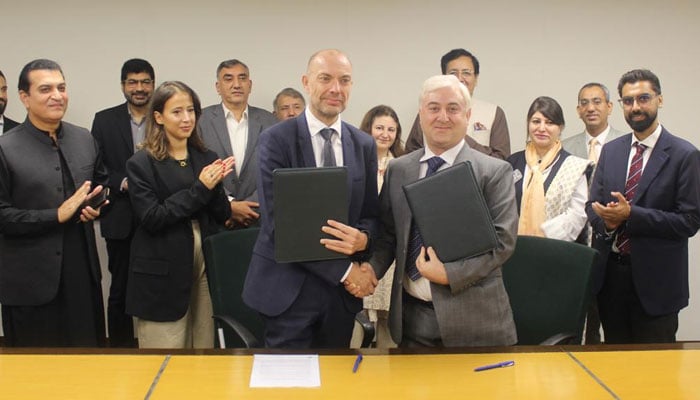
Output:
[249,354,321,388]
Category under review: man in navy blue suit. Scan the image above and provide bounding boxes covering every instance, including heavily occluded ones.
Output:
[587,69,700,344]
[242,49,380,348]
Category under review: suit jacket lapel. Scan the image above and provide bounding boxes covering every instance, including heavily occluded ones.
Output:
[634,128,670,203]
[212,106,234,157]
[341,122,355,177]
[295,113,317,167]
[240,109,260,175]
[117,103,135,152]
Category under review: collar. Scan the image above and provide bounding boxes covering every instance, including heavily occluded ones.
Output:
[632,123,662,150]
[306,107,342,138]
[222,103,249,122]
[586,124,611,144]
[420,140,465,165]
[26,118,64,144]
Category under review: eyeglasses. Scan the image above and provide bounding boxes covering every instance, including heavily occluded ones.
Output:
[618,93,657,107]
[123,79,153,87]
[447,69,475,78]
[578,98,607,107]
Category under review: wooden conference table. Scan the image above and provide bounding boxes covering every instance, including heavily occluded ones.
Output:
[0,343,698,399]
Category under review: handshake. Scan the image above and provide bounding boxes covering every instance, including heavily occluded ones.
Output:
[343,262,378,298]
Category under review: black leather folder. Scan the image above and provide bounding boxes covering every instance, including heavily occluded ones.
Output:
[402,161,497,263]
[273,166,348,263]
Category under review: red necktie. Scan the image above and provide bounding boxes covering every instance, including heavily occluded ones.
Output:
[615,142,647,254]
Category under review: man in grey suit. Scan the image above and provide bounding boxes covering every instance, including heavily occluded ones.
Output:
[563,82,624,163]
[365,75,518,347]
[0,59,108,346]
[562,82,623,345]
[198,59,278,228]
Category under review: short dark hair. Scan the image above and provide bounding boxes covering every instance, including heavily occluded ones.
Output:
[273,87,305,112]
[578,82,611,102]
[617,69,661,97]
[527,96,565,127]
[216,59,249,78]
[121,58,154,82]
[0,70,5,80]
[359,105,404,157]
[18,59,63,92]
[440,48,480,75]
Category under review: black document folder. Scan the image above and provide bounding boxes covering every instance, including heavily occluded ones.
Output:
[273,167,348,263]
[402,161,497,263]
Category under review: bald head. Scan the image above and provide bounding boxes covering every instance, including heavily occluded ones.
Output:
[302,49,353,126]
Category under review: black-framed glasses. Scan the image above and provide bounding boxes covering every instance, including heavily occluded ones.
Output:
[618,93,657,107]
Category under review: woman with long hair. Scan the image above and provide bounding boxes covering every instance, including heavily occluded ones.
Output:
[126,81,234,348]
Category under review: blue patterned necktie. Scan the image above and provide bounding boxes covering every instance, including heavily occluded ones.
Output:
[406,156,446,281]
[319,128,337,167]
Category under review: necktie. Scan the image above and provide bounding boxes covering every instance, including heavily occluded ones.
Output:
[615,142,647,255]
[588,138,599,163]
[406,156,446,281]
[319,128,336,167]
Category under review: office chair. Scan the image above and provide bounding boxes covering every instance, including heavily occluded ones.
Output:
[501,235,598,345]
[203,228,375,348]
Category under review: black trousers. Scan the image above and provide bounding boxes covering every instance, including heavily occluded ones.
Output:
[262,273,356,349]
[106,238,136,347]
[598,253,678,344]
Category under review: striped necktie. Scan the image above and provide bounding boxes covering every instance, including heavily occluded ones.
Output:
[615,142,647,255]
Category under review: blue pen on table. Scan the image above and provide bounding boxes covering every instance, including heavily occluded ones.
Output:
[352,354,363,373]
[474,360,515,372]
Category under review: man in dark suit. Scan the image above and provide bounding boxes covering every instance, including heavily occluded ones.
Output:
[0,70,20,133]
[91,58,155,347]
[198,59,278,228]
[587,69,700,344]
[0,59,108,347]
[242,49,380,348]
[367,75,518,347]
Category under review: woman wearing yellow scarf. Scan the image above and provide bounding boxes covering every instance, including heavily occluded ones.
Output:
[507,96,592,242]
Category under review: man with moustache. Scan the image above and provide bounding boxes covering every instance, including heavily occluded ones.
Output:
[367,75,517,347]
[91,58,155,347]
[404,48,511,160]
[0,70,20,133]
[563,82,624,164]
[243,49,380,348]
[0,59,108,347]
[562,82,624,345]
[198,59,277,228]
[587,69,700,344]
[273,87,306,121]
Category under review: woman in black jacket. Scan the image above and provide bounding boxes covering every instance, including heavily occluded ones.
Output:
[126,81,234,348]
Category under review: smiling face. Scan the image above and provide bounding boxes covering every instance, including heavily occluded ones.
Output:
[302,50,353,126]
[122,71,154,108]
[444,55,478,95]
[19,69,68,131]
[620,80,662,137]
[216,64,252,109]
[576,85,612,136]
[154,90,195,145]
[370,115,398,154]
[419,84,470,155]
[528,111,562,153]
